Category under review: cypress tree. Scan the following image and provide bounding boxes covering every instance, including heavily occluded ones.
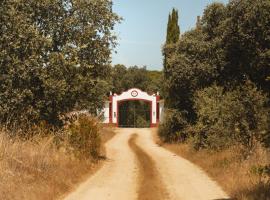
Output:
[166,8,180,44]
[163,8,180,108]
[166,14,172,43]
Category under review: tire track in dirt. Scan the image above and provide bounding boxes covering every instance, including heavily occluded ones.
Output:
[128,134,168,200]
[64,128,229,200]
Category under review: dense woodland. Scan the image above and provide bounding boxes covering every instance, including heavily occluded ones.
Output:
[160,0,270,150]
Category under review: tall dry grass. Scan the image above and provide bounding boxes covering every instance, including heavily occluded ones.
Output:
[163,143,270,200]
[0,123,115,200]
[0,130,91,200]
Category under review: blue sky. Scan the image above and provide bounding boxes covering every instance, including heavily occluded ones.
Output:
[112,0,228,71]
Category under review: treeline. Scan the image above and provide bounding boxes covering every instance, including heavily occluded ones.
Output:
[109,64,162,95]
[0,0,120,126]
[160,0,270,150]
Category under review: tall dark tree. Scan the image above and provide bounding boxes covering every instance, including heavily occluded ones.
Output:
[163,8,180,108]
[166,8,180,44]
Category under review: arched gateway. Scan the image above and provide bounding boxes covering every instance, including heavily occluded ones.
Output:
[101,88,164,127]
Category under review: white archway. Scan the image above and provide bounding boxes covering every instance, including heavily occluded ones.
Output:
[101,88,164,127]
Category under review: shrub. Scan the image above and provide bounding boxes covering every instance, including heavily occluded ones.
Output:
[193,81,270,150]
[158,109,188,142]
[185,124,208,150]
[68,115,101,158]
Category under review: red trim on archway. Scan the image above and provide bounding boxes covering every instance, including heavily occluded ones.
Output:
[109,95,113,123]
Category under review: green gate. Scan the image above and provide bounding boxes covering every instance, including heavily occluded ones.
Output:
[118,101,151,128]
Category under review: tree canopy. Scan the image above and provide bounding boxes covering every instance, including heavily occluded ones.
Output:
[0,0,120,125]
[160,0,270,149]
[109,65,162,95]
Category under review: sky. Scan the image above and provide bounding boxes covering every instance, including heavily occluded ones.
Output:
[112,0,228,71]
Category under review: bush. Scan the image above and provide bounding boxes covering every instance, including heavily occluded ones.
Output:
[192,81,270,150]
[158,109,188,142]
[68,115,101,158]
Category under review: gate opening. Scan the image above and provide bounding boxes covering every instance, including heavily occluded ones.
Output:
[100,88,164,127]
[118,100,151,128]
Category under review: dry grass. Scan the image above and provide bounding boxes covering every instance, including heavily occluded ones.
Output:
[0,126,115,200]
[163,142,270,200]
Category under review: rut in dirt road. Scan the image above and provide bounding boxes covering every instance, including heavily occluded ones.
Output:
[128,134,168,200]
[64,128,230,200]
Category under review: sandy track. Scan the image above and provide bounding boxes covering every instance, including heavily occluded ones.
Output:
[128,134,168,200]
[64,128,230,200]
[64,129,138,200]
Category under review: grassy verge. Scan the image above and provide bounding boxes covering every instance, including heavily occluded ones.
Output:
[161,141,270,200]
[0,124,115,200]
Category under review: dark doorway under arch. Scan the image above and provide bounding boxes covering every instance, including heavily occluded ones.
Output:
[118,100,151,128]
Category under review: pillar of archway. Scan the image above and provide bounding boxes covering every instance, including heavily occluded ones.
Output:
[105,88,161,127]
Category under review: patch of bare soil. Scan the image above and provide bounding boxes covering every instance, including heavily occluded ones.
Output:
[128,134,168,200]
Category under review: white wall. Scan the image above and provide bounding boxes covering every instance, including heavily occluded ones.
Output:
[101,101,110,123]
[159,101,164,122]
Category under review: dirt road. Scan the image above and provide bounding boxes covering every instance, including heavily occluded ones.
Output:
[64,128,230,200]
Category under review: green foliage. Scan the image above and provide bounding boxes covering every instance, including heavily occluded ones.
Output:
[110,65,162,95]
[164,28,219,117]
[158,109,188,143]
[163,3,226,111]
[201,2,226,40]
[161,0,270,150]
[221,0,270,93]
[163,8,180,106]
[166,8,180,44]
[0,0,120,125]
[68,115,101,158]
[120,66,150,92]
[147,70,163,95]
[110,64,128,94]
[193,82,269,150]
